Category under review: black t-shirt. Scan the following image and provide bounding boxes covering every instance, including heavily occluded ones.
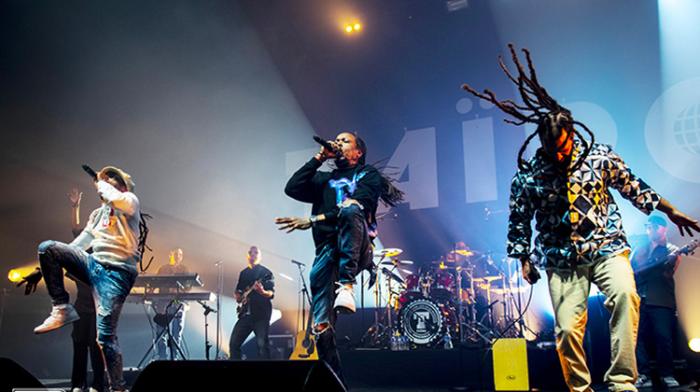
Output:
[633,243,678,309]
[235,264,274,318]
[284,158,383,252]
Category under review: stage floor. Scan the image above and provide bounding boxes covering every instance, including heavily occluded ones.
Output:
[34,345,699,391]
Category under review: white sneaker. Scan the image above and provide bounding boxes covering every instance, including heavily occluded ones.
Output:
[333,283,356,313]
[33,303,80,334]
[662,376,680,388]
[635,373,652,388]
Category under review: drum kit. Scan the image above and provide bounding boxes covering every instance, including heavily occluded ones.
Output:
[361,244,531,349]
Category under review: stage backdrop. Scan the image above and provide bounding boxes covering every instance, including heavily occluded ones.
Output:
[1,0,700,375]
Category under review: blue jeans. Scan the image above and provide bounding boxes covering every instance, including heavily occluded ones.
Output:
[309,204,371,384]
[310,204,371,327]
[38,240,136,391]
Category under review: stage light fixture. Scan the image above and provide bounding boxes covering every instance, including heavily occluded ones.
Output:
[689,338,700,353]
[8,269,22,283]
[343,21,363,34]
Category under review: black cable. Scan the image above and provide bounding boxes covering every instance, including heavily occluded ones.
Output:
[479,282,535,389]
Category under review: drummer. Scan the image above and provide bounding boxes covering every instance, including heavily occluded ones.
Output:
[445,241,472,265]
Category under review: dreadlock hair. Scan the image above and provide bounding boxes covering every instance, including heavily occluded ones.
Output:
[461,43,595,174]
[138,212,153,272]
[354,133,367,165]
[353,133,405,207]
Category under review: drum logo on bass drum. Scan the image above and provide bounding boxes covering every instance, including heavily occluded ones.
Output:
[400,298,444,345]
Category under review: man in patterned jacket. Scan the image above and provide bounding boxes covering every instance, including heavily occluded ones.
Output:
[463,45,699,392]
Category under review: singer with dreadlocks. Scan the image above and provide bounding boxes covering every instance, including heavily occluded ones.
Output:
[462,44,700,392]
[33,166,149,392]
[275,132,403,384]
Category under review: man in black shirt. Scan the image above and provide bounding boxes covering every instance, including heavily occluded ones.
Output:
[152,248,190,360]
[632,216,681,389]
[276,132,384,381]
[229,246,274,360]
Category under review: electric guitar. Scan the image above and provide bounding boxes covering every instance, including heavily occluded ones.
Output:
[636,239,699,298]
[236,279,262,317]
[659,239,698,267]
[289,308,318,360]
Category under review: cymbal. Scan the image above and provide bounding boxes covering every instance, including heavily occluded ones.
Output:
[380,260,414,266]
[472,275,503,283]
[373,248,403,258]
[431,259,466,268]
[381,267,405,284]
[449,249,475,257]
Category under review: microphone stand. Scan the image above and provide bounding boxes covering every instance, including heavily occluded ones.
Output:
[214,260,224,359]
[198,300,217,360]
[293,261,312,332]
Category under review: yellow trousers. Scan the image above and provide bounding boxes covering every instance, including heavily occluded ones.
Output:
[547,254,640,392]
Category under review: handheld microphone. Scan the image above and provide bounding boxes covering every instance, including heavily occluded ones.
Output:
[81,164,98,181]
[312,136,339,155]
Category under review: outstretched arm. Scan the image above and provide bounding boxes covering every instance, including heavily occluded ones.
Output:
[96,180,139,216]
[656,198,700,237]
[608,147,698,236]
[68,188,83,237]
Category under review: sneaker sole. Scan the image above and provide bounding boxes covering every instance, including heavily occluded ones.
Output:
[33,315,80,334]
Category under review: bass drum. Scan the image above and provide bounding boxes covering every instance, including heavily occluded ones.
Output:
[399,297,447,346]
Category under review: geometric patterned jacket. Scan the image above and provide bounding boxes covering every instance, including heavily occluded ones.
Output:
[507,142,661,269]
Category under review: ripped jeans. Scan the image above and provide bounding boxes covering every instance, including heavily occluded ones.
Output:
[309,204,372,382]
[38,240,136,392]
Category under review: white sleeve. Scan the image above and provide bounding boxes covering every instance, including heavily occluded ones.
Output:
[69,209,97,250]
[96,180,140,216]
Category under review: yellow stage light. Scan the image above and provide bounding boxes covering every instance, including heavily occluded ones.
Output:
[8,269,22,283]
[344,25,353,33]
[689,338,700,353]
[353,23,362,31]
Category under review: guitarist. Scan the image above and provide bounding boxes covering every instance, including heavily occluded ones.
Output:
[229,246,274,360]
[632,216,686,389]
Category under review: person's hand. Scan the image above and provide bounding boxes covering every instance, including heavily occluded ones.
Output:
[16,268,43,295]
[314,141,339,162]
[521,259,540,285]
[340,198,362,209]
[275,217,312,233]
[253,281,264,294]
[666,209,700,237]
[68,188,83,207]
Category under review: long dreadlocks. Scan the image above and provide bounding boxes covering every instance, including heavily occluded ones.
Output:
[354,134,405,207]
[461,43,595,173]
[138,212,153,272]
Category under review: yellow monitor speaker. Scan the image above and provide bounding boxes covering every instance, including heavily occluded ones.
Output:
[492,338,529,391]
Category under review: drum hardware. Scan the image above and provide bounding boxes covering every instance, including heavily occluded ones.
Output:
[373,248,403,259]
[361,249,404,348]
[363,244,539,349]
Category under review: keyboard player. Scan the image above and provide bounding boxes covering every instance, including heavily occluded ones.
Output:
[152,248,190,360]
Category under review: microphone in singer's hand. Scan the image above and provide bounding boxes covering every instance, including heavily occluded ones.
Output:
[81,164,98,181]
[312,136,339,155]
